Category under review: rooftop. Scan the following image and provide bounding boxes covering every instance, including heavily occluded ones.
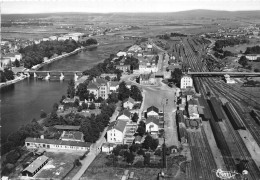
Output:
[118,109,131,118]
[25,137,91,147]
[147,105,159,113]
[61,131,84,141]
[146,116,160,126]
[107,120,127,133]
[123,97,135,104]
[54,125,80,131]
[23,155,48,174]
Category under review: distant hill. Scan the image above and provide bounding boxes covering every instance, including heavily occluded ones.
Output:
[2,10,260,22]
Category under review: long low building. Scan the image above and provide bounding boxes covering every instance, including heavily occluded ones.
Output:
[25,137,91,151]
[22,155,48,177]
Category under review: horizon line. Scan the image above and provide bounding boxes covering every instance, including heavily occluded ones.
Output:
[2,9,260,15]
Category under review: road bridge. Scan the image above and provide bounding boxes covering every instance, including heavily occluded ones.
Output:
[188,71,260,77]
[19,70,83,81]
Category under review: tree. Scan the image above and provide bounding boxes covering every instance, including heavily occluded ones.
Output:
[78,106,83,112]
[132,113,139,123]
[130,85,143,101]
[118,81,130,101]
[129,144,140,153]
[126,152,135,164]
[67,79,75,98]
[107,92,119,104]
[137,148,145,156]
[238,56,248,67]
[105,76,110,81]
[89,93,96,101]
[0,70,7,82]
[171,68,183,87]
[3,69,14,81]
[143,153,150,165]
[60,95,66,103]
[76,83,89,101]
[82,102,88,109]
[137,126,145,136]
[89,102,96,110]
[151,139,159,151]
[40,110,47,118]
[74,99,79,107]
[142,135,153,150]
[14,59,20,67]
[53,103,59,111]
[96,97,104,103]
[254,68,260,72]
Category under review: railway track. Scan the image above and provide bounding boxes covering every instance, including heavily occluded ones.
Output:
[180,36,260,179]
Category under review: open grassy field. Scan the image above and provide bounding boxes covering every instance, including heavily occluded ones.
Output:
[82,152,184,180]
[223,39,260,54]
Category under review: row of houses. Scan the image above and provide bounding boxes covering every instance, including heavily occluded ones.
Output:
[106,104,163,146]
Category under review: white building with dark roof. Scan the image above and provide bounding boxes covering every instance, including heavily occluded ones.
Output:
[123,97,135,109]
[107,120,127,144]
[146,106,159,118]
[117,109,132,121]
[25,137,91,151]
[180,75,193,89]
[146,116,160,134]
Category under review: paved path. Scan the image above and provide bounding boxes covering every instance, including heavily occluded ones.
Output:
[71,106,119,180]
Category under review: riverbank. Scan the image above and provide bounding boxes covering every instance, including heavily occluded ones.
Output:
[32,43,99,71]
[0,74,28,89]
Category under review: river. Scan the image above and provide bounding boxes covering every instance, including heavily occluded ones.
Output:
[1,39,134,143]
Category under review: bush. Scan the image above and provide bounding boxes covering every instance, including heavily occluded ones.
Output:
[74,159,82,166]
[254,68,260,72]
[79,154,86,160]
[40,111,47,118]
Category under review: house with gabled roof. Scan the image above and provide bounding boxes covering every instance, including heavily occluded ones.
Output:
[147,105,159,118]
[146,116,160,134]
[117,109,131,121]
[109,81,119,93]
[107,120,127,144]
[87,82,99,98]
[123,97,135,109]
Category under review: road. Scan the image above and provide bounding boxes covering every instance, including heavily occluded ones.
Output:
[71,105,119,180]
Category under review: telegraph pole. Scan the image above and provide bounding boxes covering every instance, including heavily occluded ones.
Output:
[161,98,168,169]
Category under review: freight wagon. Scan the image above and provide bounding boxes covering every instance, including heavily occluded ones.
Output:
[224,102,246,130]
[250,110,260,125]
[208,97,225,122]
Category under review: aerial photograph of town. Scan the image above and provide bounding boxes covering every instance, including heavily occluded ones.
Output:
[1,0,260,179]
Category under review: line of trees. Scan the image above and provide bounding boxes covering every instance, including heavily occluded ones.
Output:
[19,40,80,68]
[213,37,249,59]
[83,54,122,81]
[0,69,14,82]
[80,102,116,142]
[118,81,143,102]
[244,45,260,54]
[213,38,249,50]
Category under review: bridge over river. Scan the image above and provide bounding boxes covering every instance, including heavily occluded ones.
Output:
[20,70,84,81]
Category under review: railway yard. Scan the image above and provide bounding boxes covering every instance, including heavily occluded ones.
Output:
[171,35,260,180]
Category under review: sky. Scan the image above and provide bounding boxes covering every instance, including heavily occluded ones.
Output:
[1,0,260,14]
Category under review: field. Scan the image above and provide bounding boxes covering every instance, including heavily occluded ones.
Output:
[82,152,185,180]
[223,39,260,54]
